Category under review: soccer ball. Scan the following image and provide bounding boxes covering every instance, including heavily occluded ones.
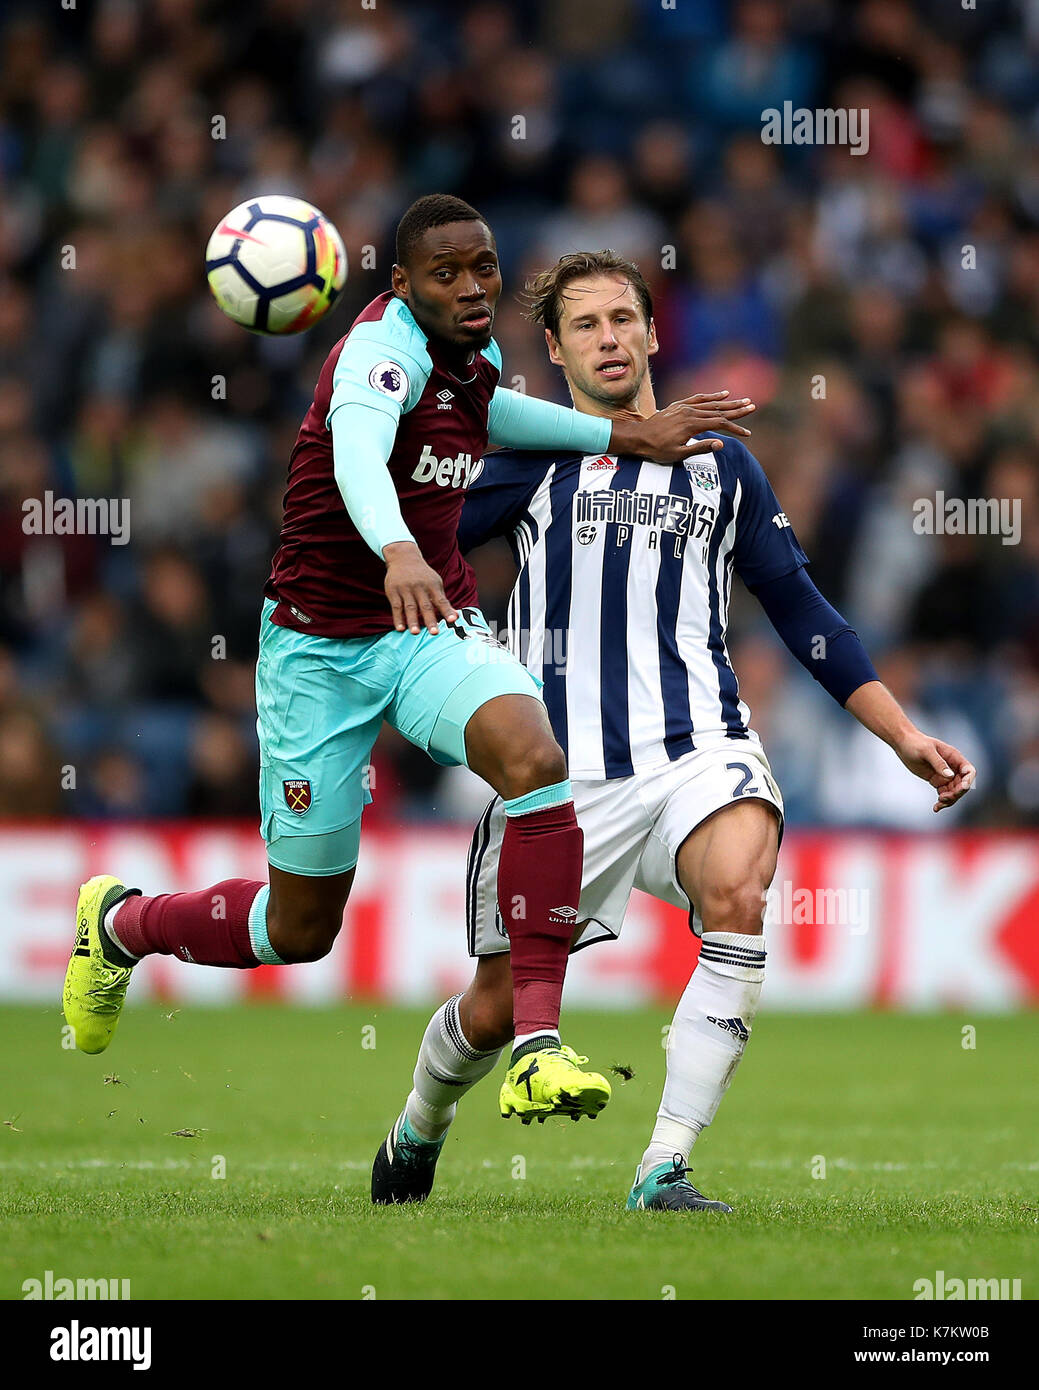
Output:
[205,195,347,335]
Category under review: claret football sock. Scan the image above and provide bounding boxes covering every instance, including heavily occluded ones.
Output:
[497,781,583,1037]
[404,994,502,1141]
[640,932,766,1173]
[103,880,280,968]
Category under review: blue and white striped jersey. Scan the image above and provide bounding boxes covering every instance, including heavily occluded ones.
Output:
[458,435,808,781]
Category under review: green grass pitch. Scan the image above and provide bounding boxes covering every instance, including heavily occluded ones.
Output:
[1,1003,1036,1300]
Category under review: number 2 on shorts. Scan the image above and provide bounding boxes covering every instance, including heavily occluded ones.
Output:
[726,761,760,798]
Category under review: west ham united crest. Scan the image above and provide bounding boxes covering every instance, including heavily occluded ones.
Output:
[283,779,312,815]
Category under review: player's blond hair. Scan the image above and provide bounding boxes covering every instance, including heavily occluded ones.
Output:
[524,251,654,338]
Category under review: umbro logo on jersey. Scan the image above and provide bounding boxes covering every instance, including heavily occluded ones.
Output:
[706,1015,749,1042]
[436,389,454,411]
[549,905,579,923]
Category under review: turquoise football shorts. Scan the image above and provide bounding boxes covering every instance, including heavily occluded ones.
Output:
[255,598,542,876]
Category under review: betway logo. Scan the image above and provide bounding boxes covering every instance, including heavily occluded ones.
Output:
[412,444,477,489]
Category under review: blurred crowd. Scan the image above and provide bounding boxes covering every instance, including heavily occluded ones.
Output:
[0,0,1038,829]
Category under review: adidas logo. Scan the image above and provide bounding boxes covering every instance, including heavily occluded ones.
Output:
[73,915,90,958]
[707,1015,749,1042]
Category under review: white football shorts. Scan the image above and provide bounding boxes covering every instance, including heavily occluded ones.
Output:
[466,735,784,956]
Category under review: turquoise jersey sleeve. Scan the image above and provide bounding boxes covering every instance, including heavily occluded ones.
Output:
[487,387,612,454]
[326,301,434,556]
[326,298,432,424]
[329,405,415,556]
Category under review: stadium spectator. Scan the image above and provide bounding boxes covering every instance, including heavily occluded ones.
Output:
[0,0,1033,828]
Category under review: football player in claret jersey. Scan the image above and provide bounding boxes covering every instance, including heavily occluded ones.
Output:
[62,197,757,1132]
[373,251,976,1209]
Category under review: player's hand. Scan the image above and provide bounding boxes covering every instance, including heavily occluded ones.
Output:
[383,542,457,635]
[893,733,977,813]
[609,391,756,463]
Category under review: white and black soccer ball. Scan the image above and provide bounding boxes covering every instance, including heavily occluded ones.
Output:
[205,195,347,335]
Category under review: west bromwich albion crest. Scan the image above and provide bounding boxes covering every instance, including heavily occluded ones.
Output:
[686,458,719,492]
[283,779,312,815]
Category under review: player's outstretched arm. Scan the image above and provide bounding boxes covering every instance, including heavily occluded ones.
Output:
[488,386,755,462]
[609,391,756,461]
[750,565,976,814]
[751,569,979,811]
[488,387,613,454]
[843,682,977,814]
[736,447,976,815]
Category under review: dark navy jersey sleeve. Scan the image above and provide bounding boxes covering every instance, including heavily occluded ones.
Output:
[725,438,808,587]
[752,566,879,706]
[457,448,560,553]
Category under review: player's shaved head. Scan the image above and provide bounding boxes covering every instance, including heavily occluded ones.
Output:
[395,194,489,268]
[392,197,501,358]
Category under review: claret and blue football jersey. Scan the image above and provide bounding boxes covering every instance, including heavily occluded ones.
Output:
[266,290,502,638]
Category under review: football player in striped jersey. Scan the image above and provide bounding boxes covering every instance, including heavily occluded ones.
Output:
[372,250,975,1209]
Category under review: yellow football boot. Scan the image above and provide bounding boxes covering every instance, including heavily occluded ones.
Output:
[62,875,140,1054]
[499,1043,612,1124]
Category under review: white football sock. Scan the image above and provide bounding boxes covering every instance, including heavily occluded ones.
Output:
[513,1028,560,1050]
[404,994,502,1141]
[640,932,766,1174]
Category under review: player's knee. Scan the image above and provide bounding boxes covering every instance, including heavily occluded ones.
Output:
[699,880,767,936]
[268,905,343,963]
[499,736,567,801]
